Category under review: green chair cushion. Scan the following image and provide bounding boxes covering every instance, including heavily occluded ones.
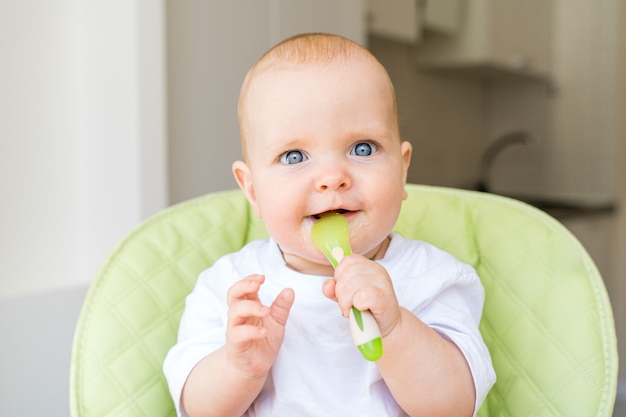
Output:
[70,184,617,417]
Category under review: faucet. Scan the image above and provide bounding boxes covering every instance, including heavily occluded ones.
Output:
[475,130,539,192]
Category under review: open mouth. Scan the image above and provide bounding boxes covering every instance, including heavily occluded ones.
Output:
[312,209,349,220]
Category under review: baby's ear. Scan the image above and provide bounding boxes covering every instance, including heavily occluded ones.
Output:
[399,141,412,200]
[232,160,261,217]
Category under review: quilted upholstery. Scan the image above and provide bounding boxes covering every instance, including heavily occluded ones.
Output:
[70,184,618,417]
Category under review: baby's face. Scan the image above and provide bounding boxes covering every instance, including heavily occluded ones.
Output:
[234,60,411,275]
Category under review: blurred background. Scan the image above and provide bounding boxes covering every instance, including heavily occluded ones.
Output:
[1,0,624,415]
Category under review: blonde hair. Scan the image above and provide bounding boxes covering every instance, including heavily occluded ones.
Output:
[237,33,399,159]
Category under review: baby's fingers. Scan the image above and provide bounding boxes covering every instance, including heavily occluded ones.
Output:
[226,299,271,348]
[322,279,337,302]
[228,322,268,347]
[269,288,295,326]
[228,298,270,326]
[227,274,265,306]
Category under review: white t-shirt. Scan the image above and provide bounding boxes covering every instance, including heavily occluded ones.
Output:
[164,233,495,417]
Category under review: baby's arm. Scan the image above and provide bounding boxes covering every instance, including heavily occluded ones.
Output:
[181,274,295,417]
[377,308,475,417]
[324,255,475,417]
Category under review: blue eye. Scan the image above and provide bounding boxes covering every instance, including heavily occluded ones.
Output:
[351,142,377,156]
[280,150,307,164]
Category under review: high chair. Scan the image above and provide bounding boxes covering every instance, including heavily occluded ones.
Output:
[70,184,618,416]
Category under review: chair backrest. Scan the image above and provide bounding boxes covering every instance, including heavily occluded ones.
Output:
[70,184,618,417]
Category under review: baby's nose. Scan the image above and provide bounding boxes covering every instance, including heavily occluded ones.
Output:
[315,162,352,192]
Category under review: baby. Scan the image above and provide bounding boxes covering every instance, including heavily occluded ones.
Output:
[164,33,495,417]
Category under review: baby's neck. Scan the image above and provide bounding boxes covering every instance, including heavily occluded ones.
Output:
[282,235,391,276]
[367,236,391,261]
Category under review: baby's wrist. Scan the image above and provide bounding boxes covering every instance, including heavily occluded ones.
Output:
[226,353,271,382]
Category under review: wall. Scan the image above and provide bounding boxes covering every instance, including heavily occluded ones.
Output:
[0,0,167,298]
[0,1,167,415]
[1,1,82,297]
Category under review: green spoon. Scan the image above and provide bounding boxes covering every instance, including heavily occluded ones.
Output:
[311,213,383,361]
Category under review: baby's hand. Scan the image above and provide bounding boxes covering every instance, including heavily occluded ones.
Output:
[322,255,400,338]
[226,274,294,379]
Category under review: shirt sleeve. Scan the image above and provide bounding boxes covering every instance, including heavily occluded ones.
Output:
[162,262,232,417]
[411,259,496,416]
[386,235,495,416]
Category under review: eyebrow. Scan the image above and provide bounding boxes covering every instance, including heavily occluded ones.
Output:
[265,137,308,153]
[252,137,308,163]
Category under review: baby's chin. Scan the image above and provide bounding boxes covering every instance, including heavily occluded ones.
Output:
[281,248,335,276]
[353,235,392,259]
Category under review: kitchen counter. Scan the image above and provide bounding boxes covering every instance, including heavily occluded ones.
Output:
[473,189,617,220]
[515,196,617,220]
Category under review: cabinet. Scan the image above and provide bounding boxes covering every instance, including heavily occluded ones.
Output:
[367,0,422,43]
[416,0,554,82]
[367,0,464,44]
